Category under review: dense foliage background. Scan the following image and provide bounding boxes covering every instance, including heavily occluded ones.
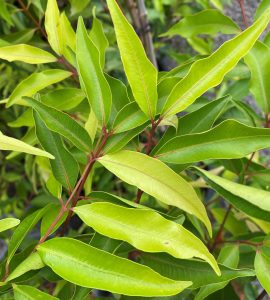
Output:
[1,0,270,299]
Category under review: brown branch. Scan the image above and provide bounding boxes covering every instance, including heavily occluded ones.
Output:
[237,0,249,28]
[256,290,267,300]
[216,239,263,248]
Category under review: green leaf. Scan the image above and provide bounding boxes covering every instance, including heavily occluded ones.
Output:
[141,253,255,289]
[74,202,219,274]
[8,109,34,128]
[113,102,149,133]
[7,252,44,282]
[244,41,270,113]
[161,8,270,117]
[45,0,62,55]
[107,0,158,118]
[37,237,191,296]
[98,150,212,235]
[156,120,270,164]
[255,0,270,20]
[26,97,92,152]
[0,218,20,233]
[13,284,58,300]
[161,9,240,38]
[255,250,270,295]
[0,44,57,64]
[0,0,13,25]
[193,167,270,222]
[0,132,54,159]
[6,69,71,107]
[34,112,79,189]
[76,17,112,125]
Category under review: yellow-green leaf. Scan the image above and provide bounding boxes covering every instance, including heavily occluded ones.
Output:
[0,218,20,233]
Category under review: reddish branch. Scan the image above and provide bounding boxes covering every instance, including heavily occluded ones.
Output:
[237,0,249,28]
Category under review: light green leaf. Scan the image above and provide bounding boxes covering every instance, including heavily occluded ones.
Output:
[0,0,13,25]
[107,0,158,118]
[156,120,270,164]
[6,69,71,107]
[45,0,62,55]
[161,8,270,117]
[37,237,191,296]
[0,44,57,64]
[59,12,76,59]
[255,0,270,20]
[0,218,20,233]
[13,284,58,300]
[161,9,240,38]
[8,109,34,128]
[193,167,270,222]
[76,17,112,125]
[244,41,270,113]
[255,250,270,295]
[26,97,92,152]
[98,150,212,235]
[74,202,220,274]
[0,132,54,159]
[34,112,79,189]
[7,252,45,282]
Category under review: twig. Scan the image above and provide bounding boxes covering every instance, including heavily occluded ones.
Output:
[237,0,249,28]
[256,290,267,300]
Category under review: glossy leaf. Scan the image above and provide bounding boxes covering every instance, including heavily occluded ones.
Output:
[37,237,191,296]
[193,167,270,222]
[34,112,79,189]
[13,284,58,300]
[26,97,92,152]
[74,202,220,274]
[76,17,112,125]
[98,150,212,235]
[244,41,270,113]
[255,250,270,295]
[107,0,158,118]
[0,132,54,159]
[161,10,240,38]
[0,218,20,233]
[161,8,270,117]
[156,120,270,164]
[0,44,57,64]
[6,69,71,107]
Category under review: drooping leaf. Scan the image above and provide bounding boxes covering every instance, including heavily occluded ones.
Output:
[244,41,270,113]
[141,253,254,289]
[193,167,270,222]
[26,97,92,152]
[13,284,58,300]
[0,132,54,159]
[76,17,112,125]
[156,120,270,164]
[107,0,158,118]
[8,109,34,128]
[255,250,270,295]
[98,150,212,235]
[74,202,220,274]
[6,69,71,107]
[37,237,192,296]
[34,112,79,189]
[161,8,270,117]
[0,218,20,233]
[161,9,240,38]
[0,44,57,64]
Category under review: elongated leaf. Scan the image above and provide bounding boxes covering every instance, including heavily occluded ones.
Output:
[0,132,54,159]
[76,17,112,125]
[7,252,44,282]
[74,202,219,274]
[0,44,57,64]
[0,218,20,233]
[161,8,270,117]
[26,97,92,152]
[162,9,240,38]
[244,41,270,113]
[113,102,148,133]
[37,237,191,296]
[193,167,270,222]
[255,250,270,295]
[34,112,79,189]
[156,120,270,164]
[142,253,255,289]
[98,150,211,235]
[6,69,71,107]
[13,284,58,300]
[107,0,158,118]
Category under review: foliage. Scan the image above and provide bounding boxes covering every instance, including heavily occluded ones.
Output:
[0,0,270,299]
